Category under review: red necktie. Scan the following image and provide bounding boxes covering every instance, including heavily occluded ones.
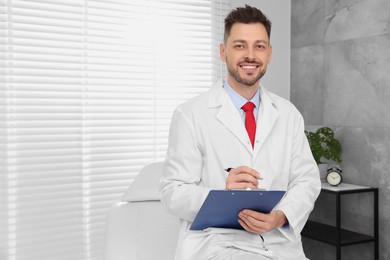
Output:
[242,102,256,148]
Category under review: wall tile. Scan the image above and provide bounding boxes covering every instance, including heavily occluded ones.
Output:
[291,0,325,47]
[291,45,324,125]
[324,34,390,127]
[325,0,390,42]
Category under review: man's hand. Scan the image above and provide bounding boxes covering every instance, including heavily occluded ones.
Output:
[225,166,260,190]
[238,210,287,234]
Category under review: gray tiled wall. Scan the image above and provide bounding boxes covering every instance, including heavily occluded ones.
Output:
[291,0,390,259]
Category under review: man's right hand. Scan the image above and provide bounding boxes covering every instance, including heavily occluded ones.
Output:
[225,166,260,190]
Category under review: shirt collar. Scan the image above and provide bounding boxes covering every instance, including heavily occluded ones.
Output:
[223,81,261,110]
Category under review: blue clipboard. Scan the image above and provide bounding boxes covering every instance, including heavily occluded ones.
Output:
[190,190,286,230]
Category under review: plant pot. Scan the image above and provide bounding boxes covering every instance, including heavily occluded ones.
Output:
[317,163,328,183]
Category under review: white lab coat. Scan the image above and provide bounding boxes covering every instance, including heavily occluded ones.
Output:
[160,80,321,260]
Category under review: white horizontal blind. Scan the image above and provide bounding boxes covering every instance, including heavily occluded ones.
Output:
[1,1,8,259]
[0,0,230,260]
[1,1,86,260]
[212,0,230,83]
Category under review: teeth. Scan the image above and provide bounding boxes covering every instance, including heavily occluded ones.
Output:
[241,65,257,69]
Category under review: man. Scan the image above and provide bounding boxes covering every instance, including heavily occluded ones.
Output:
[160,5,321,260]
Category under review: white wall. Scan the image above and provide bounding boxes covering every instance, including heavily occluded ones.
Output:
[229,0,291,100]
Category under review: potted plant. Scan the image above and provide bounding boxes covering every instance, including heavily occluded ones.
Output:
[305,127,342,180]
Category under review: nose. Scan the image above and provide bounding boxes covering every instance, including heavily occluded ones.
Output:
[245,47,255,61]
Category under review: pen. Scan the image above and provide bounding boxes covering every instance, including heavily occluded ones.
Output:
[224,167,263,180]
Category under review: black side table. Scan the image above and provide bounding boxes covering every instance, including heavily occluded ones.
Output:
[302,183,379,260]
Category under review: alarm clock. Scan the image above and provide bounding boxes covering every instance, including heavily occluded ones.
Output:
[326,165,343,186]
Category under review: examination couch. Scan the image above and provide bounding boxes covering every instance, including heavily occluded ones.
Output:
[104,162,179,260]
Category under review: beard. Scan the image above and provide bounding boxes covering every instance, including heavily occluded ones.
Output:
[226,57,266,87]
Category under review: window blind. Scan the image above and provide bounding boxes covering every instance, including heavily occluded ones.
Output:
[0,0,230,260]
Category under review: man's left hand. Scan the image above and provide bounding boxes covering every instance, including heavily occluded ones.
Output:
[238,210,287,234]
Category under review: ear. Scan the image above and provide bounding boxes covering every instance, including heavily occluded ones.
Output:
[220,43,226,62]
[267,44,273,64]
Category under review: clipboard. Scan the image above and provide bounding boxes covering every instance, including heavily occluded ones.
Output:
[190,190,285,231]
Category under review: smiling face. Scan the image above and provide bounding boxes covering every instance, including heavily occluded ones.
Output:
[220,22,272,92]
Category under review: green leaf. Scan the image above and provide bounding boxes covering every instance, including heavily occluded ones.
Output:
[305,127,342,164]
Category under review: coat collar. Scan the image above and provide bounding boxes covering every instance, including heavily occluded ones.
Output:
[208,80,278,155]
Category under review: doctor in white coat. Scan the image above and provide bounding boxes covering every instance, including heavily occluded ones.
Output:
[160,5,321,260]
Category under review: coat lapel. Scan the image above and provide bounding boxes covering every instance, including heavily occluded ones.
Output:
[253,87,278,156]
[208,81,253,154]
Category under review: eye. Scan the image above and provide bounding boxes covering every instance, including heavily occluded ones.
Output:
[256,44,266,49]
[234,44,244,49]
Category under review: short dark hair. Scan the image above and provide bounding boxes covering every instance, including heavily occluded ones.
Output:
[224,5,272,43]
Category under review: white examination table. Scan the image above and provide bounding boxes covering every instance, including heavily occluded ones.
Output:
[104,162,179,260]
